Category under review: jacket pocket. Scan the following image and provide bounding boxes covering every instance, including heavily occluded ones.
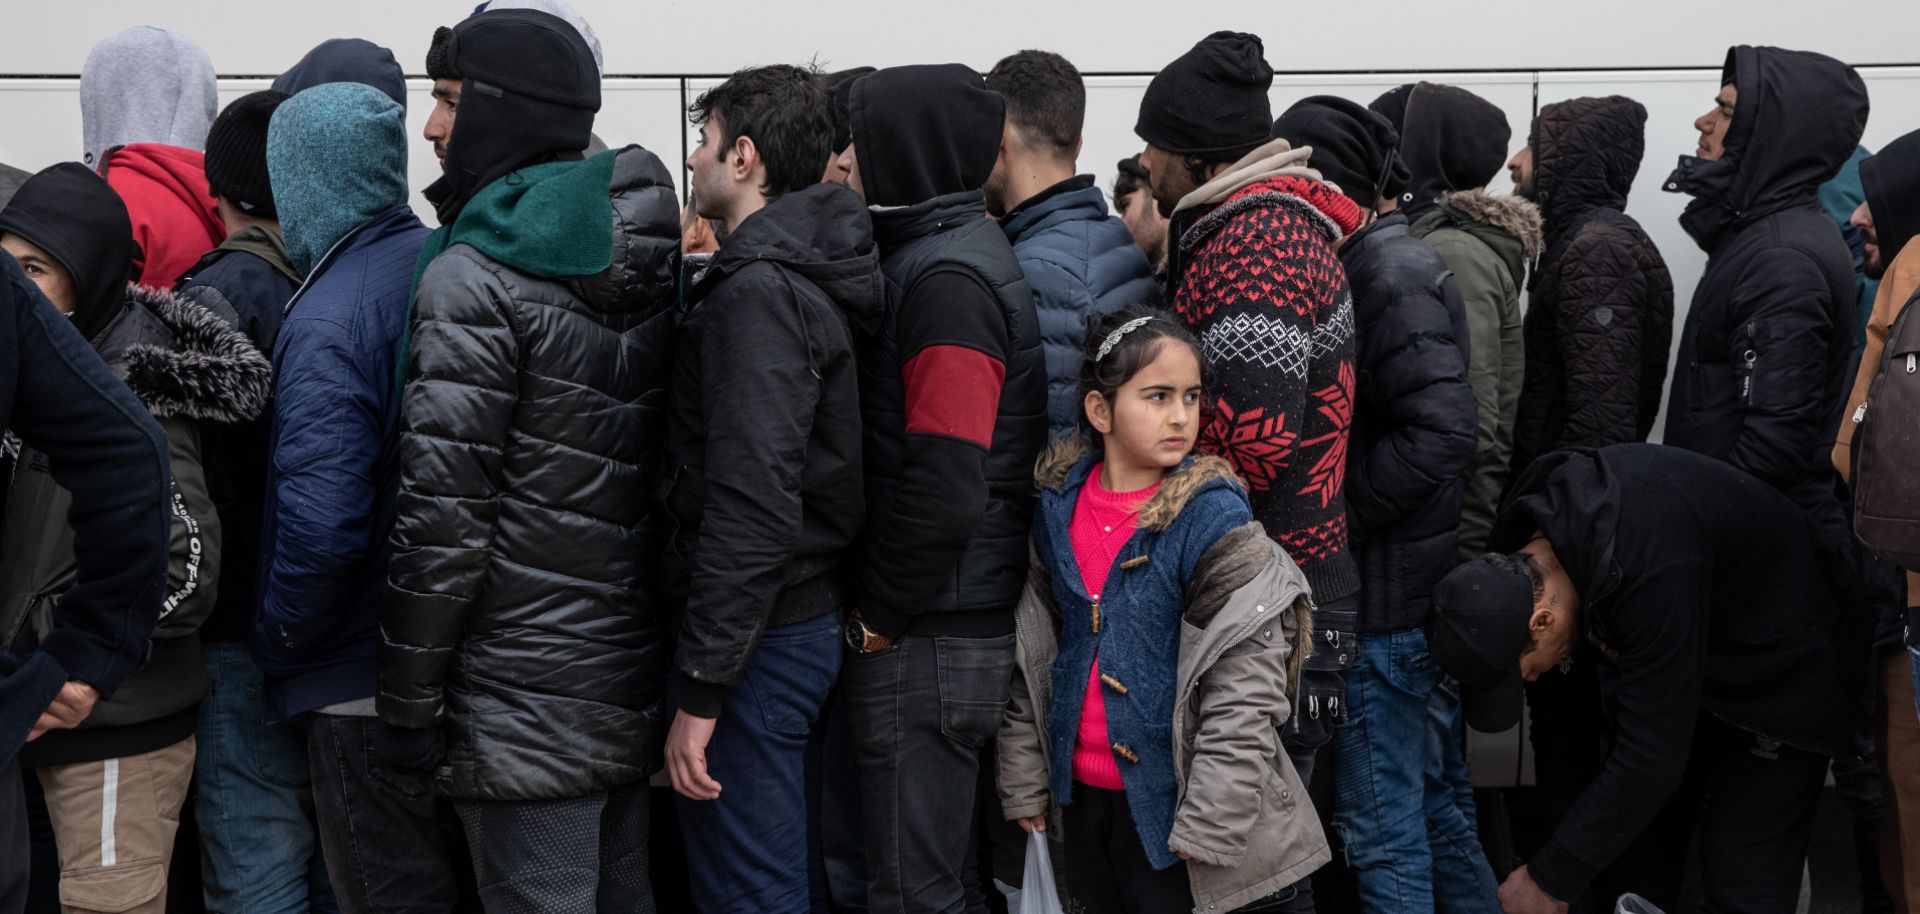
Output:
[1734,320,1761,407]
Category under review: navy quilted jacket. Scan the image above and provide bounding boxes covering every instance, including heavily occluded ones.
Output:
[1000,178,1157,438]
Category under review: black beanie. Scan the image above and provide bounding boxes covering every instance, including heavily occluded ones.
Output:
[423,8,601,225]
[0,163,133,343]
[204,90,288,220]
[848,64,1004,208]
[1272,95,1406,211]
[829,67,876,154]
[1375,82,1510,215]
[1135,32,1273,160]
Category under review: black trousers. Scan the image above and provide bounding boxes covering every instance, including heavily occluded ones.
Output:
[1063,787,1192,914]
[1576,715,1827,914]
[306,714,472,914]
[1,760,24,914]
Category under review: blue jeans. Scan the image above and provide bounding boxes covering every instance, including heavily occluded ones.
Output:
[1332,629,1499,914]
[677,611,844,914]
[195,642,340,914]
[1426,679,1501,914]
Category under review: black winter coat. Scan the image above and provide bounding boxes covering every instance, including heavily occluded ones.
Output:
[1342,214,1477,633]
[380,148,680,801]
[1492,445,1866,902]
[1663,46,1867,531]
[0,254,170,764]
[664,182,883,719]
[174,226,301,644]
[1511,96,1675,475]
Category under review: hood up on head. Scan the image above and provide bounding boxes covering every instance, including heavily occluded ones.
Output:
[1862,129,1920,268]
[268,83,410,276]
[1378,82,1512,219]
[273,38,409,110]
[1533,96,1648,241]
[81,26,218,169]
[1666,46,1869,248]
[0,162,134,343]
[848,64,1004,208]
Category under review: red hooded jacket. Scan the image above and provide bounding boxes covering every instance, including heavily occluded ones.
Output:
[99,144,223,289]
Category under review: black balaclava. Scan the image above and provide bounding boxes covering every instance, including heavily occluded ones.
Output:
[848,64,1004,209]
[1271,96,1406,212]
[829,67,877,155]
[422,8,601,225]
[0,162,134,343]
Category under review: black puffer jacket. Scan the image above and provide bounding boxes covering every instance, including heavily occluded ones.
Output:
[1511,96,1675,474]
[1342,213,1477,633]
[380,147,680,801]
[664,182,883,718]
[1662,46,1867,530]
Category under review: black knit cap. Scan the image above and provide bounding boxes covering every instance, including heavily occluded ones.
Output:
[1135,31,1273,160]
[1272,95,1407,211]
[422,8,601,225]
[204,90,288,220]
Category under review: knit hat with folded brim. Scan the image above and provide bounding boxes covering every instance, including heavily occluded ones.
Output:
[1135,31,1274,160]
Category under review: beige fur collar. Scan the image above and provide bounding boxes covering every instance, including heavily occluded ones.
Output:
[1034,438,1245,532]
[1438,189,1543,258]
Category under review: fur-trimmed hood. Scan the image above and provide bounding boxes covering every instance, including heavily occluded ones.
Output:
[1034,437,1245,532]
[104,283,271,424]
[1435,189,1542,259]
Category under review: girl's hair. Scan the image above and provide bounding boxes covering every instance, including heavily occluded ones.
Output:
[1077,303,1209,436]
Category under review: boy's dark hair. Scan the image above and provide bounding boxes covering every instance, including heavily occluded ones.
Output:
[1482,551,1546,603]
[984,50,1084,161]
[1078,303,1208,435]
[689,64,832,198]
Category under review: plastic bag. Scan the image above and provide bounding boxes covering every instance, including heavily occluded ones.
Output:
[1615,894,1667,914]
[1019,829,1066,914]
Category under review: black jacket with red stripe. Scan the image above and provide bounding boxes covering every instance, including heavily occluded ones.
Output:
[855,189,1048,638]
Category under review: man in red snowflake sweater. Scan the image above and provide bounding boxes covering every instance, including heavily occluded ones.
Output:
[1135,30,1362,878]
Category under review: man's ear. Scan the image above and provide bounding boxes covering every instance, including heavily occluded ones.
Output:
[1528,607,1554,635]
[731,135,758,182]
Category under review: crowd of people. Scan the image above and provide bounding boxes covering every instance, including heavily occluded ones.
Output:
[0,4,1917,914]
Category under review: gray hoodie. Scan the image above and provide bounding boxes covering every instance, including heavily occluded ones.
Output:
[80,26,218,169]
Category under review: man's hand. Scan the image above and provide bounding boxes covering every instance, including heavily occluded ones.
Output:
[1498,866,1568,914]
[666,710,722,801]
[28,681,100,742]
[1016,815,1047,834]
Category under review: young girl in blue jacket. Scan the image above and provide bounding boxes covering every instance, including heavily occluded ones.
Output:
[996,304,1329,913]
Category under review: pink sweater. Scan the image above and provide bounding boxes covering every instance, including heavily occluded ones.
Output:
[1068,464,1159,790]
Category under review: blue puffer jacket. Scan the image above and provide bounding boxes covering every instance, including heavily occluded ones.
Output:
[1001,178,1158,438]
[254,205,428,716]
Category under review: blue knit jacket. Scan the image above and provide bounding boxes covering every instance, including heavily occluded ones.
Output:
[1034,448,1254,869]
[1000,179,1158,438]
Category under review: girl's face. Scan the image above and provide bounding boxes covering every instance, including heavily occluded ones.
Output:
[1086,340,1204,474]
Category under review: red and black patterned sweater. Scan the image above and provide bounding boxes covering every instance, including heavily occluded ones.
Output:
[1170,175,1363,603]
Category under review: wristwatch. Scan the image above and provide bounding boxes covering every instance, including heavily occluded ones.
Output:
[845,612,894,654]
